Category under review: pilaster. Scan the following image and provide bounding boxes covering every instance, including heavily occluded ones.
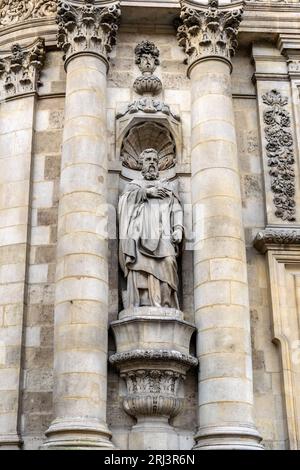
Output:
[0,38,46,449]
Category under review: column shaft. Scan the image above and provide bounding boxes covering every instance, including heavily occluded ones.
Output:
[44,55,113,449]
[44,0,120,449]
[191,59,262,450]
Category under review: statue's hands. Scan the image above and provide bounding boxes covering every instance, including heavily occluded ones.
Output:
[172,228,183,245]
[147,187,170,199]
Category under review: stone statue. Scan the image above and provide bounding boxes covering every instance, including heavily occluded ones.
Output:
[118,148,184,309]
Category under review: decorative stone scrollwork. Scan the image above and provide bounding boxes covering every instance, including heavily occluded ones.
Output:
[116,97,180,122]
[120,122,176,171]
[110,349,198,368]
[0,0,57,27]
[133,40,162,96]
[254,229,300,253]
[176,0,244,73]
[0,38,46,99]
[262,89,296,221]
[56,0,121,65]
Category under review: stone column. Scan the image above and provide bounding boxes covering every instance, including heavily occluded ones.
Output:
[0,39,46,449]
[177,0,263,449]
[43,0,121,449]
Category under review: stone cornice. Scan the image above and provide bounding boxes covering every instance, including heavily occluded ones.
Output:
[0,37,46,100]
[56,0,121,68]
[2,3,300,48]
[254,228,300,253]
[176,0,244,75]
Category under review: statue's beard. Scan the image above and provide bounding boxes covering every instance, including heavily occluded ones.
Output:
[142,166,159,180]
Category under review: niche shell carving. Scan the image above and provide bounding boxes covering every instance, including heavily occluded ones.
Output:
[121,122,176,171]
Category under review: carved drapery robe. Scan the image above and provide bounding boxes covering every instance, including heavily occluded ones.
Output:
[119,178,183,308]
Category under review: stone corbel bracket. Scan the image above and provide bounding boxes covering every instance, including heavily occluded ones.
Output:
[176,0,244,76]
[254,228,300,254]
[56,0,121,69]
[0,37,46,100]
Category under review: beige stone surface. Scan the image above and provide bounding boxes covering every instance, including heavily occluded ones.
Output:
[0,1,300,451]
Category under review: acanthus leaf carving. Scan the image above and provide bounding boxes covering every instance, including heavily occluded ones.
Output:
[262,89,296,222]
[254,229,300,253]
[0,0,57,27]
[176,0,243,72]
[56,0,121,65]
[0,38,46,98]
[109,349,198,368]
[34,0,57,18]
[110,349,197,420]
[122,370,183,419]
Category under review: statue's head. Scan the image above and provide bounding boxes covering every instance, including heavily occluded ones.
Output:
[141,148,159,180]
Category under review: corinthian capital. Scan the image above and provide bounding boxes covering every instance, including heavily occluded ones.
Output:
[177,0,244,74]
[57,0,121,68]
[0,38,46,100]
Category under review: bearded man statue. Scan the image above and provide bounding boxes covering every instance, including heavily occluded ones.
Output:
[118,148,184,309]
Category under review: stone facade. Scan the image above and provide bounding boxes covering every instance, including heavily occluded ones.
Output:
[0,0,300,451]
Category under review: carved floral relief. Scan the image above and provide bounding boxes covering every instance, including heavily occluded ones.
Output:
[262,89,296,221]
[0,0,57,26]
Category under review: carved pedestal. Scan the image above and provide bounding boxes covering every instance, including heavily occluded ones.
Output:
[110,308,197,450]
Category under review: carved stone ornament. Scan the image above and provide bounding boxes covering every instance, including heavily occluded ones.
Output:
[0,38,46,99]
[262,89,296,221]
[287,59,300,74]
[121,122,176,171]
[246,1,291,2]
[110,349,197,420]
[122,370,183,419]
[254,229,300,253]
[177,0,244,72]
[116,97,180,122]
[0,0,57,26]
[133,40,162,96]
[110,349,198,368]
[56,0,121,65]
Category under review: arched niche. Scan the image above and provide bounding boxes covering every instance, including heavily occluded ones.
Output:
[116,107,182,181]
